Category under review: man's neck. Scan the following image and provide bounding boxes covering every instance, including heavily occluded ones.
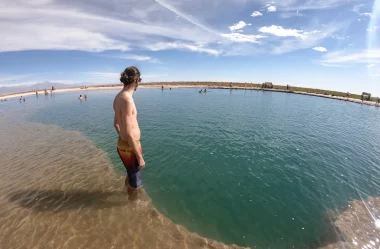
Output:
[122,85,135,94]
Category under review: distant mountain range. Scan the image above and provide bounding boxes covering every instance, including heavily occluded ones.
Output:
[0,82,84,95]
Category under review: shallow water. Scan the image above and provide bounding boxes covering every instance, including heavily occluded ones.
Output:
[0,109,244,249]
[1,88,380,248]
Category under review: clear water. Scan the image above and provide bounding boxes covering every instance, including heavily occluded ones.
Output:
[2,88,380,248]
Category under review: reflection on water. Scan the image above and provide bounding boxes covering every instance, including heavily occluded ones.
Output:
[0,114,246,249]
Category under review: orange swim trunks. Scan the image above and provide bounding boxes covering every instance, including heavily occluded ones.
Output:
[116,137,143,188]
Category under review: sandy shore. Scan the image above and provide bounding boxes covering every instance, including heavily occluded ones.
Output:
[1,84,379,107]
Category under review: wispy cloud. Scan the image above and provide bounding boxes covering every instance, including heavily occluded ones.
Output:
[367,25,379,32]
[220,33,266,43]
[0,74,35,83]
[313,46,327,52]
[361,12,372,17]
[145,42,220,55]
[279,0,363,11]
[251,11,263,17]
[115,54,161,63]
[229,21,248,31]
[320,49,380,67]
[270,23,341,54]
[0,0,352,58]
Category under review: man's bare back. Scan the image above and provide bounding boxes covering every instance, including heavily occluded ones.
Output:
[113,91,141,141]
[114,66,145,192]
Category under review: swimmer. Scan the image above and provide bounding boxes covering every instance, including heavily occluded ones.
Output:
[114,66,145,195]
[161,85,164,90]
[79,95,83,100]
[199,89,203,93]
[204,89,207,92]
[23,98,25,102]
[84,94,88,99]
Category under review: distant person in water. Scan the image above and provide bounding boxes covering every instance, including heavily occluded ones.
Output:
[79,95,83,100]
[84,94,88,99]
[161,85,164,90]
[204,89,207,92]
[114,66,145,195]
[23,98,25,102]
[199,89,202,93]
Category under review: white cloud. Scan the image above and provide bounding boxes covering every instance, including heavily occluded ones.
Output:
[313,46,327,52]
[271,23,341,54]
[329,34,346,40]
[320,49,380,66]
[251,11,263,17]
[220,33,266,43]
[367,26,378,32]
[258,25,305,38]
[146,42,220,55]
[0,0,349,58]
[267,6,277,12]
[229,21,247,31]
[361,12,372,17]
[118,54,152,61]
[115,54,161,63]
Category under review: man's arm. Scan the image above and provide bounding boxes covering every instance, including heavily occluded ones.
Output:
[114,114,120,135]
[120,98,143,161]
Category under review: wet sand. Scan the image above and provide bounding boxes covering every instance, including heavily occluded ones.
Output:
[0,114,247,249]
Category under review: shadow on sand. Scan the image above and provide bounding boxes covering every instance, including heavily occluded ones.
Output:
[8,189,129,212]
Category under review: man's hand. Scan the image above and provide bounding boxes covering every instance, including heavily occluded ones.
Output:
[138,157,145,169]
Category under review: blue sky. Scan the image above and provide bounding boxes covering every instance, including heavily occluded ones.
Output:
[0,0,379,95]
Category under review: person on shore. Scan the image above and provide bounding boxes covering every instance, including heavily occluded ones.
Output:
[113,66,145,195]
[79,95,83,100]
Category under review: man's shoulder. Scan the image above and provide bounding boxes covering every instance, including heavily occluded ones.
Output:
[118,93,134,104]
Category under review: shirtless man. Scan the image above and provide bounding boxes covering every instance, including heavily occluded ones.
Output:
[113,66,145,193]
